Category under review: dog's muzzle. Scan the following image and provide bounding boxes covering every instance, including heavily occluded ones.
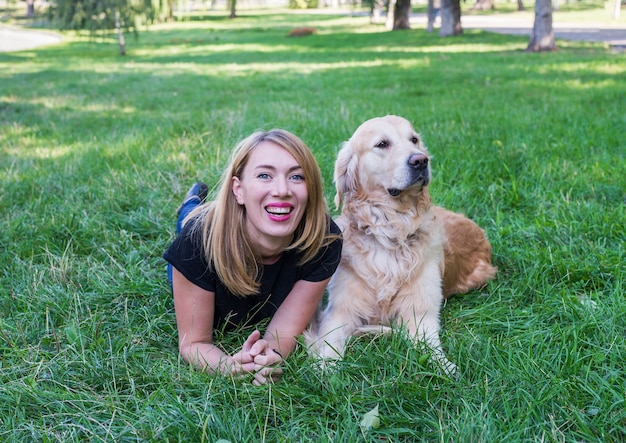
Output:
[387,153,430,197]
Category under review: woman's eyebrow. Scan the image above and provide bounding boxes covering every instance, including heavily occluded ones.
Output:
[253,164,303,172]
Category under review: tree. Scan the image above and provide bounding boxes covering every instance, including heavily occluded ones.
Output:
[386,0,412,30]
[439,0,462,37]
[368,0,386,24]
[26,0,35,17]
[527,0,556,52]
[49,0,157,55]
[427,0,436,32]
[114,9,126,55]
[614,0,621,19]
[426,0,441,33]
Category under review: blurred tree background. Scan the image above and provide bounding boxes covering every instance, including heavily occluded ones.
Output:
[1,0,622,54]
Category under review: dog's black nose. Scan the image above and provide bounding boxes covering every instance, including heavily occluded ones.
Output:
[408,153,429,170]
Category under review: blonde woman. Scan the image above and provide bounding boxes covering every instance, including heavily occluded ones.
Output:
[164,130,342,385]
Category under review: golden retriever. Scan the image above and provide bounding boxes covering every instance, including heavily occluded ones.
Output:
[309,115,496,373]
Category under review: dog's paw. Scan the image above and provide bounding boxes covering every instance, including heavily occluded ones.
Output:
[313,355,342,374]
[438,358,458,378]
[422,348,458,378]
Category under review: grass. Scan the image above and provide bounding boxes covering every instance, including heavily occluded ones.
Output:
[1,7,625,442]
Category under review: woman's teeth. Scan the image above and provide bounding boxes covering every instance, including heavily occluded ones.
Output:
[266,206,292,214]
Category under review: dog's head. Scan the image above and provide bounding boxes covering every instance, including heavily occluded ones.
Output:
[334,115,431,207]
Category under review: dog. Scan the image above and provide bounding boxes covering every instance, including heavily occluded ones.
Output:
[308,115,496,373]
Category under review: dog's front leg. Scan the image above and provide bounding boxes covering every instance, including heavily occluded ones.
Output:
[407,315,456,376]
[400,277,457,375]
[311,306,357,363]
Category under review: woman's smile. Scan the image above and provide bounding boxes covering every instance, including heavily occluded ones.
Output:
[266,202,294,221]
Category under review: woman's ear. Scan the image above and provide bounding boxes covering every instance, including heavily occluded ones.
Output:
[232,176,244,205]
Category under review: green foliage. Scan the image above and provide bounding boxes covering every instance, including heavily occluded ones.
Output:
[1,10,625,442]
[49,0,155,32]
[288,0,320,10]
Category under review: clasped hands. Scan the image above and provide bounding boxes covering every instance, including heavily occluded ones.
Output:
[230,330,283,385]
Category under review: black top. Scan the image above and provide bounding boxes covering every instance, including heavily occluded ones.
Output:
[164,217,342,330]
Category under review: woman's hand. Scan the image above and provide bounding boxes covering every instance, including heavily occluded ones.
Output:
[250,339,283,385]
[251,349,283,386]
[230,330,261,375]
[251,363,283,386]
[232,330,283,385]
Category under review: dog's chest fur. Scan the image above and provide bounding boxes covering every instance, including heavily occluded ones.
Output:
[335,198,445,311]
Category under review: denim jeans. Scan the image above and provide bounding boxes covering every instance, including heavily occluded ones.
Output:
[167,197,201,287]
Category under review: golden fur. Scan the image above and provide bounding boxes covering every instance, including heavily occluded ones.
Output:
[308,115,496,372]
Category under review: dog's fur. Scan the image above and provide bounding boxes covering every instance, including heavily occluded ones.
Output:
[308,115,496,372]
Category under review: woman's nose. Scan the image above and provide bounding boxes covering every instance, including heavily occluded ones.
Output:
[272,176,291,196]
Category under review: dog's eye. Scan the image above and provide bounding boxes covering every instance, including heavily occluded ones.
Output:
[411,136,419,144]
[375,140,389,149]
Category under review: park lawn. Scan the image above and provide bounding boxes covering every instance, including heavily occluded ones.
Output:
[1,9,625,442]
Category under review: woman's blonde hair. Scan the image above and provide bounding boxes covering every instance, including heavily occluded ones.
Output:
[187,129,335,296]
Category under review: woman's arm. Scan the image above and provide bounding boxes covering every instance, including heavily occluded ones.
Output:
[239,278,329,385]
[263,278,330,358]
[173,267,329,384]
[171,267,256,375]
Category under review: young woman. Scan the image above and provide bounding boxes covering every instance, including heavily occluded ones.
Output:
[164,129,342,385]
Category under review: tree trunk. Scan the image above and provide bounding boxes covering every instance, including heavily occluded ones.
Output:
[527,0,556,52]
[385,0,396,29]
[26,0,35,17]
[370,0,386,24]
[439,0,462,37]
[391,0,411,30]
[427,0,435,32]
[614,0,621,19]
[229,0,237,18]
[167,0,174,21]
[517,0,525,11]
[115,10,126,56]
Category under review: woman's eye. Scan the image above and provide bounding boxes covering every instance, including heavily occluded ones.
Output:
[290,174,305,182]
[257,173,271,180]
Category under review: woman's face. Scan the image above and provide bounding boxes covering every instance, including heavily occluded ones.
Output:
[232,141,309,254]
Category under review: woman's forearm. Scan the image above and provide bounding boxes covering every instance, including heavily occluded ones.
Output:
[263,279,330,359]
[180,342,237,374]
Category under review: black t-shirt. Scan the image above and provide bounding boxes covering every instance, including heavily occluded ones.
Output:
[163,217,342,330]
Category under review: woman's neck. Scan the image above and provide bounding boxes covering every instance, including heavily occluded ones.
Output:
[252,236,292,265]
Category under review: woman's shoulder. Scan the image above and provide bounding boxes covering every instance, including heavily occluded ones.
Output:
[319,215,343,255]
[292,217,342,281]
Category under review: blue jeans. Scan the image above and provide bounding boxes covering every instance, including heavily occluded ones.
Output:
[167,197,201,287]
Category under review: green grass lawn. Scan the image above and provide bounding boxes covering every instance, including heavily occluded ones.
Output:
[1,8,625,442]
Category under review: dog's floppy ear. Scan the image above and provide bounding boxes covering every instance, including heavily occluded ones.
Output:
[333,141,359,208]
